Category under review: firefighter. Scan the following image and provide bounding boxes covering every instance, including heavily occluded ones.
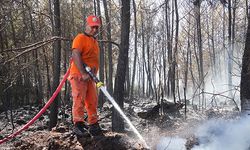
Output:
[68,15,103,137]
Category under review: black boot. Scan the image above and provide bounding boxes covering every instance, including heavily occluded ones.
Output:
[88,123,103,136]
[73,122,90,137]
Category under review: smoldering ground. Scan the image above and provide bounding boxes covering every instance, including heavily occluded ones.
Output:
[156,116,250,150]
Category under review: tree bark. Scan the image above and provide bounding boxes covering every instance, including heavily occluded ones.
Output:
[194,1,205,110]
[228,0,233,97]
[125,63,130,97]
[174,0,179,102]
[112,0,130,132]
[240,6,250,115]
[96,0,105,108]
[146,34,153,97]
[165,0,172,98]
[103,0,113,96]
[141,11,145,97]
[130,0,138,99]
[49,0,61,130]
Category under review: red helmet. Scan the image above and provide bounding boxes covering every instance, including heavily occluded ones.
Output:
[86,15,101,27]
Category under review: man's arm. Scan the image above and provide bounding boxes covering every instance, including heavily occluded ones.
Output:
[72,49,90,81]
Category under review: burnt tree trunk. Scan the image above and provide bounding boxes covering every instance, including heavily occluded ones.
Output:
[228,0,233,97]
[141,12,145,97]
[49,0,61,129]
[103,0,113,96]
[194,0,205,110]
[130,0,138,99]
[240,10,250,115]
[96,0,105,108]
[112,0,130,132]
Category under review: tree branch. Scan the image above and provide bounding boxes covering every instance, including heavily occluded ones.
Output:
[2,36,71,64]
[98,40,120,49]
[1,36,71,53]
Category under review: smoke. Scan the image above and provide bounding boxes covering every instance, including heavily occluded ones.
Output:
[193,116,250,150]
[155,116,250,150]
[156,136,186,150]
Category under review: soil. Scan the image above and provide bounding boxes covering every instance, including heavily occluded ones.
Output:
[0,99,240,150]
[11,130,147,150]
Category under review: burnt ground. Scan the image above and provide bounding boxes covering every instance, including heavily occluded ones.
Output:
[1,120,148,150]
[11,129,146,150]
[0,98,240,150]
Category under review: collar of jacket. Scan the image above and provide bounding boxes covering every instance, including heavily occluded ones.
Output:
[83,32,96,39]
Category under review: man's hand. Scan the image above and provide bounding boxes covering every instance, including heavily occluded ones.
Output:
[82,73,91,81]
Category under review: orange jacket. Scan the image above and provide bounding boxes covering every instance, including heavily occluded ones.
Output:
[70,33,99,75]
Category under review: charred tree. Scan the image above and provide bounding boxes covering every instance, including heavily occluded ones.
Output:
[130,0,138,99]
[194,0,205,110]
[49,0,61,129]
[95,0,105,108]
[112,0,130,132]
[228,0,233,97]
[103,0,113,96]
[240,10,250,115]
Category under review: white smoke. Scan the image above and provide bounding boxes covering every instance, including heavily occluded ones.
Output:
[156,136,186,150]
[155,116,250,150]
[193,116,250,150]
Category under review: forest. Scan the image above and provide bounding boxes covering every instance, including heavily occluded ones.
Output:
[0,0,250,149]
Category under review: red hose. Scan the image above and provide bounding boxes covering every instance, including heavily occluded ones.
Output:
[0,68,70,144]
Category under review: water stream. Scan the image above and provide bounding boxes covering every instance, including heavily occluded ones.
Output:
[99,86,149,148]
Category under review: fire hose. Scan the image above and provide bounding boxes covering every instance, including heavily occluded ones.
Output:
[0,63,148,148]
[0,68,70,144]
[82,64,148,148]
[0,64,102,144]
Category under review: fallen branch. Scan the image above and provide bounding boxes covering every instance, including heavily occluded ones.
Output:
[203,90,239,110]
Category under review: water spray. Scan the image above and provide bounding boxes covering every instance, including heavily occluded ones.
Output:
[83,64,149,148]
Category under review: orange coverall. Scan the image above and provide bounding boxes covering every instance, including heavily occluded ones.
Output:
[69,33,99,125]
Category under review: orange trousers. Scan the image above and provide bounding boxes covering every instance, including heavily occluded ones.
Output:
[68,74,98,125]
